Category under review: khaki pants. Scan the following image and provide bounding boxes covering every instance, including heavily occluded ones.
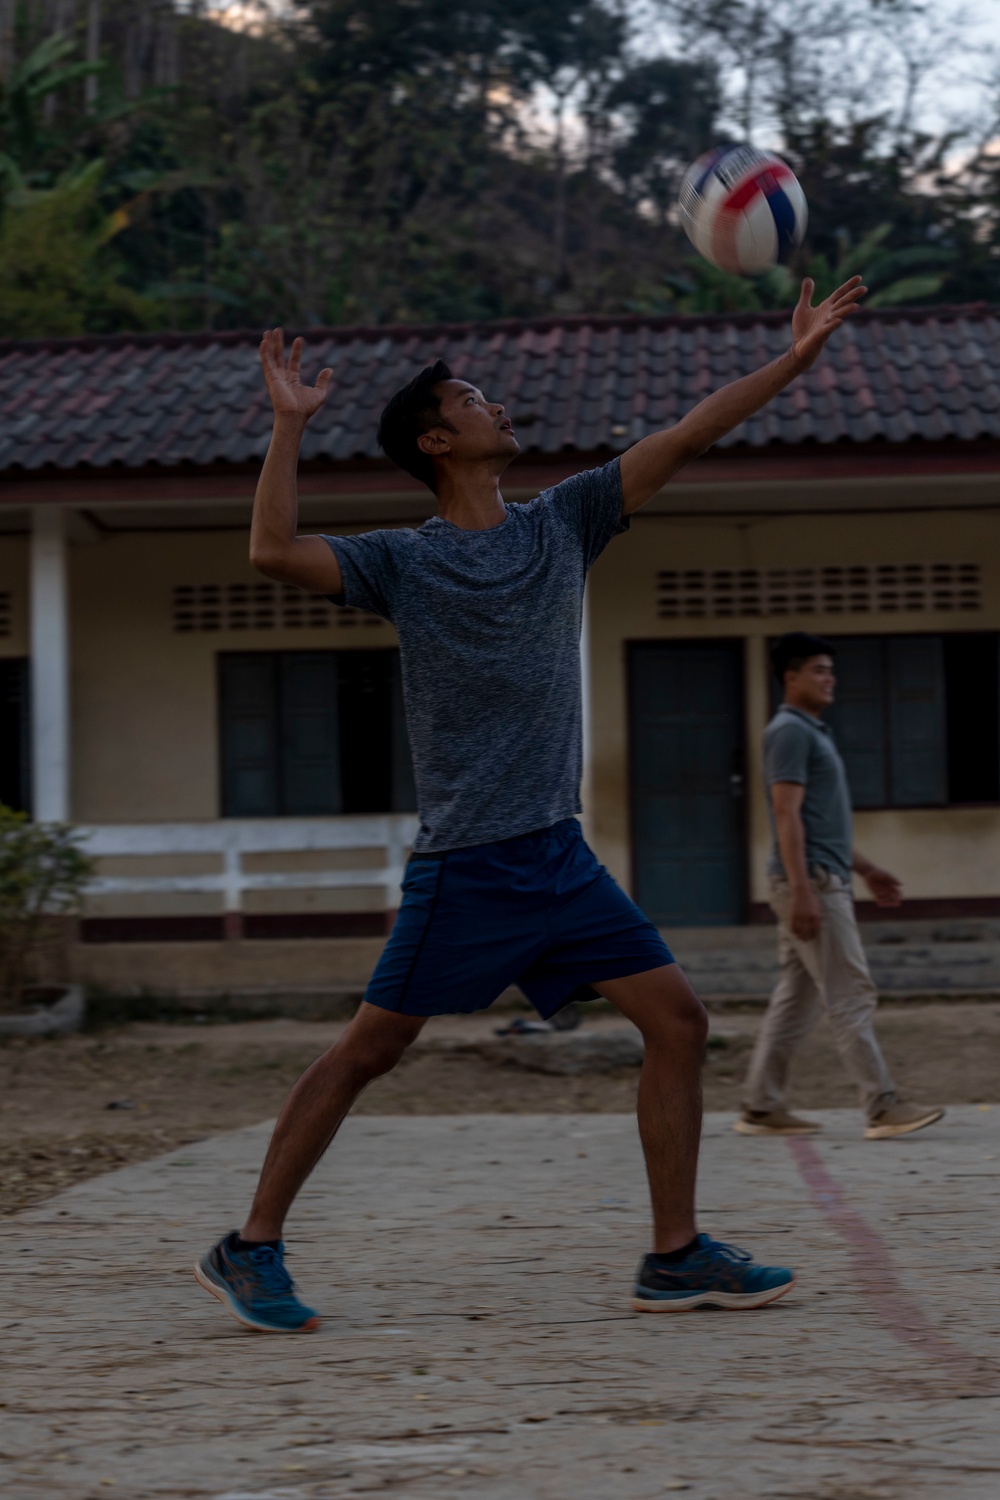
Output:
[742,869,896,1122]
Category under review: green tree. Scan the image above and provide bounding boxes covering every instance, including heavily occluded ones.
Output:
[506,0,629,290]
[0,159,159,336]
[0,30,101,181]
[656,219,954,317]
[0,0,997,334]
[607,57,720,221]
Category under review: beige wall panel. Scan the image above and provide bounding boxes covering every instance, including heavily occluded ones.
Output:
[94,853,223,877]
[242,886,387,913]
[242,848,386,874]
[850,809,1000,899]
[82,891,223,917]
[748,808,1000,905]
[0,535,29,656]
[70,936,387,992]
[70,528,395,823]
[588,507,1000,901]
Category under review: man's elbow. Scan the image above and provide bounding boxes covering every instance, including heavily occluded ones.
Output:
[677,431,712,467]
[642,440,707,498]
[249,542,289,580]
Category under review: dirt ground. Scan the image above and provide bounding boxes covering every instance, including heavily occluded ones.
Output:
[3,999,1000,1214]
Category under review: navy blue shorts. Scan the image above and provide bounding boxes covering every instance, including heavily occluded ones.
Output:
[364,817,674,1019]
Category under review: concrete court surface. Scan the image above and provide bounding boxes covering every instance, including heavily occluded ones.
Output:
[3,1108,1000,1500]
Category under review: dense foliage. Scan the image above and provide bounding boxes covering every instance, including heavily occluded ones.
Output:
[0,0,997,335]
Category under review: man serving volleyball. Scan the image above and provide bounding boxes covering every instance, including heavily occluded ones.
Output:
[194,271,865,1334]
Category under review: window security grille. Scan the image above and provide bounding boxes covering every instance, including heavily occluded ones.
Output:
[656,563,981,619]
[0,592,10,638]
[172,583,382,633]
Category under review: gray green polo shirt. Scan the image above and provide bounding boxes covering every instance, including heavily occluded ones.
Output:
[763,705,853,881]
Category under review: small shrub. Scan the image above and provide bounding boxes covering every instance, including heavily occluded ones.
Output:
[0,806,93,1011]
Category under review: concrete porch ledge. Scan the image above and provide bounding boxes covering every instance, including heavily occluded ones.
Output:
[67,917,1000,1003]
[69,936,389,994]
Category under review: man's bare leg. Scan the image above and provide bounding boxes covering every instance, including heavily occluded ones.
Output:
[241,1002,425,1243]
[594,964,707,1254]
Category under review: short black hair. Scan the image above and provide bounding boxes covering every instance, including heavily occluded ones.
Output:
[376,359,455,494]
[770,631,836,682]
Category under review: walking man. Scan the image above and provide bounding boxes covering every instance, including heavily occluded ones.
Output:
[196,280,866,1334]
[737,632,944,1141]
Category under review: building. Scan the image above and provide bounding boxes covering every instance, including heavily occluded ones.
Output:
[1,306,999,986]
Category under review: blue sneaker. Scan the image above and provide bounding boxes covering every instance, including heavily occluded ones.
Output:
[632,1234,795,1312]
[195,1234,320,1333]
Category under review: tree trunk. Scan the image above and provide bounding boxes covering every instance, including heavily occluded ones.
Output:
[53,0,80,34]
[126,0,161,100]
[552,93,568,294]
[740,1,769,143]
[85,0,100,110]
[155,0,179,90]
[43,0,79,122]
[0,0,17,84]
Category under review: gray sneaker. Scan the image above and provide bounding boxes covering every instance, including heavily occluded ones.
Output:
[864,1102,945,1140]
[734,1108,823,1136]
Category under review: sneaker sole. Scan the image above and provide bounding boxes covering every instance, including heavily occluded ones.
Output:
[733,1120,822,1136]
[864,1108,945,1140]
[193,1259,320,1334]
[631,1278,796,1313]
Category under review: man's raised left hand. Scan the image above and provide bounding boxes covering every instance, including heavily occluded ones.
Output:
[791,277,867,370]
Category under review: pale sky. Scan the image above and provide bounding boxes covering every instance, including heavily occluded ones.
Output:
[922,0,1000,135]
[203,0,1000,144]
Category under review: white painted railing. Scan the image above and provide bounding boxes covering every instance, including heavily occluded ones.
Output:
[79,815,420,918]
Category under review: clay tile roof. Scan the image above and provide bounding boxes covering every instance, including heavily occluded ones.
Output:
[0,304,999,476]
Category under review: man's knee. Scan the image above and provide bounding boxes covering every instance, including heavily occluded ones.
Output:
[669,988,710,1051]
[335,1007,423,1082]
[636,969,709,1051]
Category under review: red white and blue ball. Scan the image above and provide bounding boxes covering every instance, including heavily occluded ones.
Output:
[679,144,808,276]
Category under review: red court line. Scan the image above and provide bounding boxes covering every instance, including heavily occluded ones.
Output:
[787,1135,996,1391]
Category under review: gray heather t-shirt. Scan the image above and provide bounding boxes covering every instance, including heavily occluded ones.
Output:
[763,705,853,881]
[323,460,627,852]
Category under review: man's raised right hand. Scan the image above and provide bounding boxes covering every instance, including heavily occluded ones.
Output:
[249,328,343,598]
[260,329,332,423]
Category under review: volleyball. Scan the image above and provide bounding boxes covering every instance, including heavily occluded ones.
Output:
[678,143,808,276]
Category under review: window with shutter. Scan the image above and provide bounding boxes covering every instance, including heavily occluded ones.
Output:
[0,658,30,813]
[943,635,1000,803]
[279,654,341,815]
[826,638,887,809]
[218,649,414,817]
[219,654,279,816]
[390,652,418,812]
[337,650,393,814]
[886,637,947,806]
[772,632,999,811]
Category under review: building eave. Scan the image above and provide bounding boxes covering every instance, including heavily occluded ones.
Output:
[1,437,998,512]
